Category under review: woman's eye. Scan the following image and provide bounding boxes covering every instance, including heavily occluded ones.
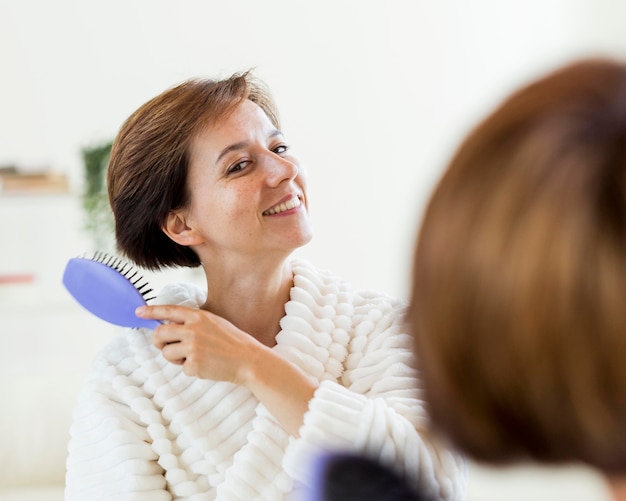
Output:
[227,160,249,175]
[273,144,289,155]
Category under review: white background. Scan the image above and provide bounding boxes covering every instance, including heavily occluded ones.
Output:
[1,1,625,499]
[1,0,624,298]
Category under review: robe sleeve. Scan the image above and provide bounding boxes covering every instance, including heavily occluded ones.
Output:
[282,293,467,501]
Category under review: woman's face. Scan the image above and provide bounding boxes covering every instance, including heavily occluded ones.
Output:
[181,99,313,263]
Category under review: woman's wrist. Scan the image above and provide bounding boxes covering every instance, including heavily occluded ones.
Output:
[237,345,317,435]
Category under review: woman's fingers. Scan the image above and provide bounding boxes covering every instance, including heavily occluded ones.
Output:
[139,304,204,349]
[152,323,186,349]
[160,340,187,365]
[136,304,200,324]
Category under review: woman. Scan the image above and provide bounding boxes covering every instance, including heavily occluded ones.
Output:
[65,72,466,500]
[408,58,626,499]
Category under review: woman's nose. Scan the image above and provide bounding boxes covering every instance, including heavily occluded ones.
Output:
[265,154,298,186]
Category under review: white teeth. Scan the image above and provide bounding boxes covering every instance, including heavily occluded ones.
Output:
[263,196,301,215]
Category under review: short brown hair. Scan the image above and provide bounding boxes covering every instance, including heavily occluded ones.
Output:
[408,58,626,471]
[107,71,280,270]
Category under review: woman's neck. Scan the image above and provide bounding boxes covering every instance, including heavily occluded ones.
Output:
[199,257,294,347]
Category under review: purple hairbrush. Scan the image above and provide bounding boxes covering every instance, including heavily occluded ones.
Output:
[62,252,161,329]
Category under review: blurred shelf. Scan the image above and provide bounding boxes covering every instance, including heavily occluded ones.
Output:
[0,171,70,196]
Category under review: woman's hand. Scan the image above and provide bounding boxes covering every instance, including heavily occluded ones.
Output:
[136,304,317,435]
[137,304,259,383]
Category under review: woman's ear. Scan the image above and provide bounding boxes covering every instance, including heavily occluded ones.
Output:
[162,210,203,247]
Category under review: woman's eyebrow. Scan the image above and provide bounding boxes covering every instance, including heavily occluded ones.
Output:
[216,141,248,163]
[216,129,283,163]
[269,129,283,139]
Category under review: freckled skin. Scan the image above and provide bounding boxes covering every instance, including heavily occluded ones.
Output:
[181,100,312,263]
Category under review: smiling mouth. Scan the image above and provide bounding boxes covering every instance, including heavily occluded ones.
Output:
[263,195,302,215]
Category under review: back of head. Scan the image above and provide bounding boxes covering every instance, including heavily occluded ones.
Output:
[408,58,626,471]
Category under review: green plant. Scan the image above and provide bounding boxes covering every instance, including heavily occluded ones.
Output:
[81,141,114,250]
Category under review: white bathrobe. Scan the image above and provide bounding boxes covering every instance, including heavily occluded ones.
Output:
[66,258,466,500]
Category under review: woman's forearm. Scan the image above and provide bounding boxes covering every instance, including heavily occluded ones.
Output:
[237,345,318,436]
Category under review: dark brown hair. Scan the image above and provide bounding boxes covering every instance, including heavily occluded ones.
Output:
[408,58,626,471]
[107,71,280,270]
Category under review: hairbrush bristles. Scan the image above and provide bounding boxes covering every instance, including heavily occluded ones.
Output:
[89,251,156,302]
[63,252,162,329]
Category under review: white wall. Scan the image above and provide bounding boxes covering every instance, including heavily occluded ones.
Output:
[2,0,626,297]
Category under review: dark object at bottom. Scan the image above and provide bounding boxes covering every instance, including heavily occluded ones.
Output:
[313,453,429,501]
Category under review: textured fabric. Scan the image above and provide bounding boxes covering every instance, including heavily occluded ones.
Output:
[65,259,466,500]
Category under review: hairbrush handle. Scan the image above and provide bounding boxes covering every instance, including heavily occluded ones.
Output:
[63,256,162,329]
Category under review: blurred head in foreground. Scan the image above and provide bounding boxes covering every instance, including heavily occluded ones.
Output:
[408,57,626,488]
